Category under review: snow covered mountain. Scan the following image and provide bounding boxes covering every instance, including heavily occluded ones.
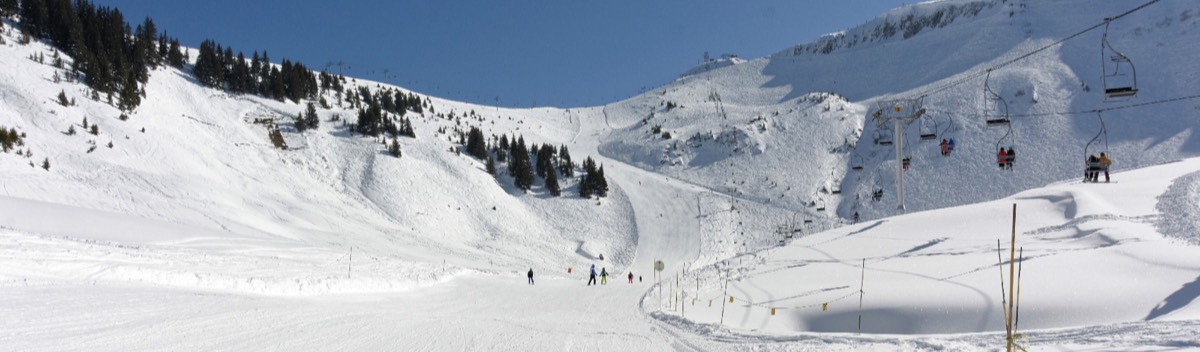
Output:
[1,0,1199,350]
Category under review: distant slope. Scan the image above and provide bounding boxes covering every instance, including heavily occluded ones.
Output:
[0,20,636,287]
[598,0,1200,226]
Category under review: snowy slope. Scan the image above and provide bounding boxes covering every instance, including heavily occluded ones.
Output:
[1,0,1199,351]
[599,0,1200,225]
[0,20,636,293]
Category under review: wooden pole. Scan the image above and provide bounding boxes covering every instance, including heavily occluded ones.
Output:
[1007,203,1017,352]
[1015,247,1024,337]
[720,270,729,325]
[348,246,353,279]
[997,240,1010,330]
[858,258,866,334]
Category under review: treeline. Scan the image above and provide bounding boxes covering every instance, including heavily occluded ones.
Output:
[4,0,329,111]
[352,86,422,137]
[7,0,186,110]
[192,40,320,103]
[465,126,607,198]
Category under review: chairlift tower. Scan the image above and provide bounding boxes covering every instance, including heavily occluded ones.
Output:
[873,99,925,215]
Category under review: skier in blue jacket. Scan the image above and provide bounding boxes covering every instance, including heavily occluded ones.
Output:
[587,264,597,286]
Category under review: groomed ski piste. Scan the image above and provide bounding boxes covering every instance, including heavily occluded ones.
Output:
[1,0,1199,350]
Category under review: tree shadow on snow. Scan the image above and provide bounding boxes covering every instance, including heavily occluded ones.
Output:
[1145,275,1200,321]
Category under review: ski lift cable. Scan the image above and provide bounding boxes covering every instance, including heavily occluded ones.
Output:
[1084,111,1109,161]
[913,0,1161,100]
[924,93,1200,119]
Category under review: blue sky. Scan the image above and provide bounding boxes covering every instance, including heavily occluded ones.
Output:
[91,1,911,108]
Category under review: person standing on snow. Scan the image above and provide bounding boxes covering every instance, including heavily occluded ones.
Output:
[628,272,633,284]
[588,264,597,286]
[527,268,534,285]
[600,268,609,285]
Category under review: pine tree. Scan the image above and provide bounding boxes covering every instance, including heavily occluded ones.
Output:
[57,90,69,106]
[136,17,159,68]
[579,156,598,198]
[402,117,415,137]
[512,138,533,192]
[305,102,319,130]
[167,39,184,68]
[595,165,609,197]
[545,165,561,197]
[0,0,17,16]
[118,74,140,111]
[193,40,221,87]
[559,145,574,177]
[388,138,402,158]
[535,144,554,179]
[465,126,487,160]
[485,153,497,176]
[294,111,308,133]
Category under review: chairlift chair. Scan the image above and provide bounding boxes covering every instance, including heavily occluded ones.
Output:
[876,128,894,146]
[983,70,1011,127]
[1101,19,1139,100]
[1083,112,1111,181]
[918,114,938,141]
[851,151,865,172]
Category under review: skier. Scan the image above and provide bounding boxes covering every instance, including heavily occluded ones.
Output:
[948,138,956,155]
[1005,147,1016,170]
[1098,152,1112,182]
[587,264,597,286]
[997,148,1007,170]
[853,211,860,224]
[902,157,911,171]
[939,139,949,156]
[600,268,608,285]
[527,268,534,285]
[628,272,633,284]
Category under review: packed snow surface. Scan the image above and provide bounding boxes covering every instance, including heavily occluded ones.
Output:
[1,0,1200,350]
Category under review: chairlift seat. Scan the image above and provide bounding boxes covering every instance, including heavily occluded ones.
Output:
[816,207,826,212]
[878,140,893,146]
[1086,161,1111,171]
[986,118,1010,127]
[851,165,864,172]
[919,133,937,141]
[1105,87,1137,99]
